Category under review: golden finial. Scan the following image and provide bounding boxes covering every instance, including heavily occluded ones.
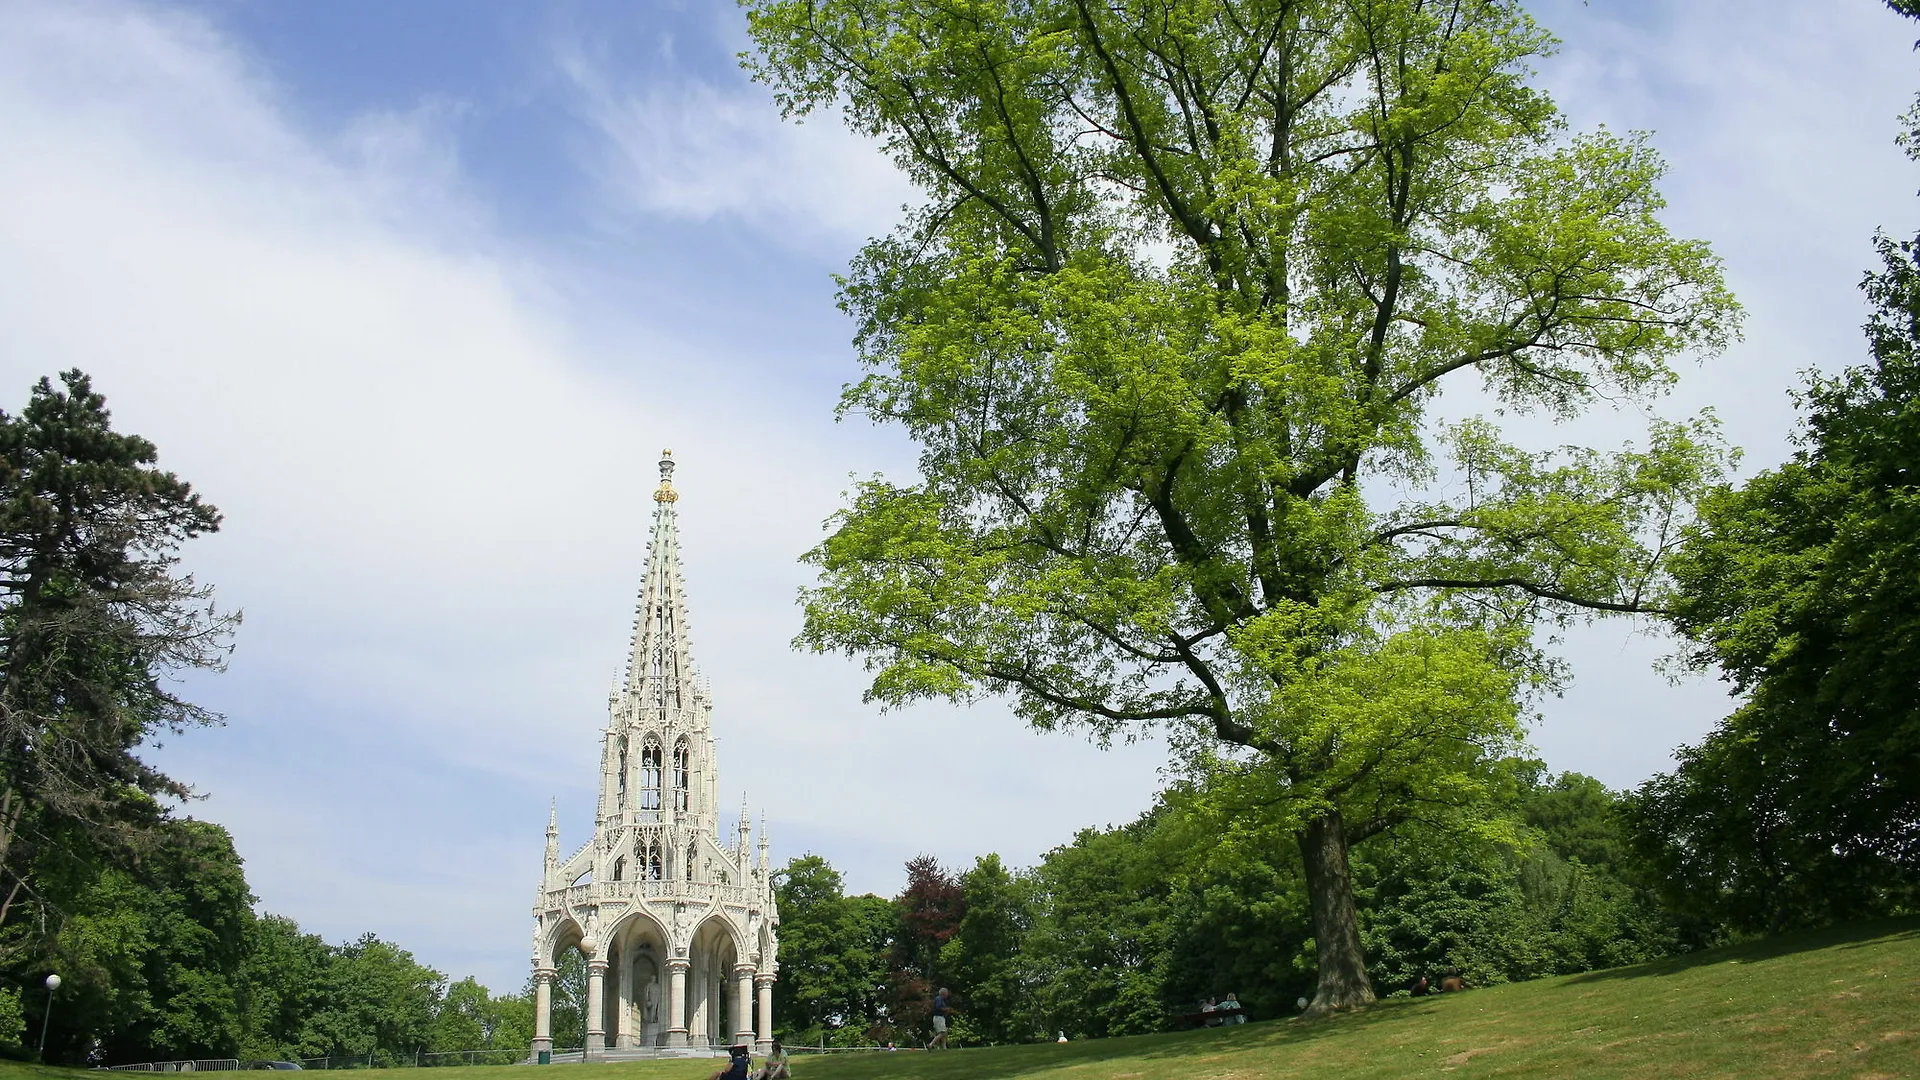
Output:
[654,449,678,503]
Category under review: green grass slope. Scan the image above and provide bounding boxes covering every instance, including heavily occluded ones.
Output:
[8,919,1914,1080]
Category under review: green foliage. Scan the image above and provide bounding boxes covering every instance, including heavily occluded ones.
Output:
[18,820,253,1065]
[0,987,21,1051]
[1356,827,1675,992]
[752,0,1736,1008]
[545,948,587,1052]
[301,934,444,1066]
[771,855,894,1044]
[0,371,238,993]
[0,372,523,1067]
[1642,231,1920,931]
[430,978,531,1061]
[382,922,1916,1080]
[238,915,331,1060]
[1022,820,1174,1038]
[938,855,1036,1044]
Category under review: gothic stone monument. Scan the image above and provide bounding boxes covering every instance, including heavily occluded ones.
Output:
[529,452,778,1057]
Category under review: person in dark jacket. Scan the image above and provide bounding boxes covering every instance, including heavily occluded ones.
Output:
[708,1045,751,1080]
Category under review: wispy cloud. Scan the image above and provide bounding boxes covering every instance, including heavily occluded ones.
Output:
[8,0,1920,998]
[0,0,1173,992]
[556,38,915,247]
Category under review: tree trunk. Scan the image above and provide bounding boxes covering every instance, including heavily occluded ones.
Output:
[1297,809,1375,1014]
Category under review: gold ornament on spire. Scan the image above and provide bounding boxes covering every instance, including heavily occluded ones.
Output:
[654,448,679,503]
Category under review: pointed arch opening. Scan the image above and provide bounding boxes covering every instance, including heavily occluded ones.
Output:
[605,909,674,1050]
[672,738,690,813]
[640,737,662,811]
[543,918,591,1053]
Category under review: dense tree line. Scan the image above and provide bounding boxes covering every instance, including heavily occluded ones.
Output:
[8,818,534,1066]
[6,0,1918,1052]
[772,764,1687,1047]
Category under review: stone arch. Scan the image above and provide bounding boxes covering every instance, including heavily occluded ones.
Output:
[543,914,587,968]
[605,908,673,1048]
[538,917,591,1052]
[687,912,745,1047]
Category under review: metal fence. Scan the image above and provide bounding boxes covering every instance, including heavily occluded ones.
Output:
[105,1061,241,1072]
[286,1051,537,1069]
[104,1053,539,1072]
[102,1044,910,1071]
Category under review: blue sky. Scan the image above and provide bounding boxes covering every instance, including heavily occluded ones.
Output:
[1,0,1916,997]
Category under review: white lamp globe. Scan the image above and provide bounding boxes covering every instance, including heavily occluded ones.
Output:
[44,975,60,991]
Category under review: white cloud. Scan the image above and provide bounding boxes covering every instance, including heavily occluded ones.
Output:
[0,0,1170,993]
[557,41,916,246]
[5,0,1917,999]
[1509,0,1920,783]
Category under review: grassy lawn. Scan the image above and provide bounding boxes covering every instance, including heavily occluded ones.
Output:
[7,919,1913,1080]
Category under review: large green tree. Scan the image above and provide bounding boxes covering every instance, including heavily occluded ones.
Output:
[0,371,236,970]
[751,0,1735,1008]
[770,854,894,1044]
[301,934,443,1066]
[938,854,1036,1043]
[1633,228,1920,930]
[1023,818,1174,1037]
[238,915,333,1061]
[51,821,255,1065]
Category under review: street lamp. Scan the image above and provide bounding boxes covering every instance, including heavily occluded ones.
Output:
[38,974,60,1060]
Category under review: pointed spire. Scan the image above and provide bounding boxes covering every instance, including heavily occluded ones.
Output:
[622,450,701,713]
[544,799,559,869]
[757,812,770,872]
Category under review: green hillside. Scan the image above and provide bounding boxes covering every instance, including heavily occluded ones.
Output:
[10,919,1915,1080]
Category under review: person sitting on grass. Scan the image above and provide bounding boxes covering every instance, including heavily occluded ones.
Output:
[753,1041,790,1080]
[709,1045,751,1080]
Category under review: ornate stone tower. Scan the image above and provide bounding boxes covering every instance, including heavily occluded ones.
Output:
[530,452,778,1058]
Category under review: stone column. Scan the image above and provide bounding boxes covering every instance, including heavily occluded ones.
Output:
[690,950,710,1047]
[615,950,634,1048]
[666,958,690,1048]
[731,963,756,1047]
[532,967,555,1059]
[754,973,775,1053]
[585,958,608,1055]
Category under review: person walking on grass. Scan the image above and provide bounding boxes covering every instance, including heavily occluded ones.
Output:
[928,987,957,1050]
